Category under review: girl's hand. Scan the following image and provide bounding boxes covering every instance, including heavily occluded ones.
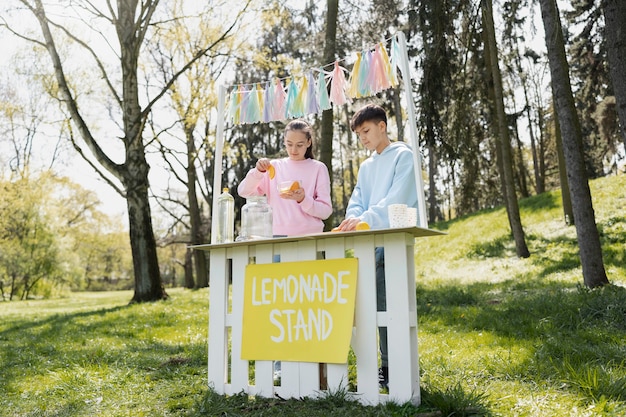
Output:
[256,158,271,172]
[279,188,305,203]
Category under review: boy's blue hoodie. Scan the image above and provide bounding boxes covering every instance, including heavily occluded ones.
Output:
[345,141,418,229]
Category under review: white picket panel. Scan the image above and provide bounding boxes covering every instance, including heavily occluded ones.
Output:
[196,227,442,405]
[207,247,228,393]
[351,234,380,404]
[323,237,351,392]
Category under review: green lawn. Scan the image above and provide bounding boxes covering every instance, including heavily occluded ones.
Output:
[1,174,625,416]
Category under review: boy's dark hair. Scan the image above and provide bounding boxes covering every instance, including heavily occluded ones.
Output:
[350,104,387,131]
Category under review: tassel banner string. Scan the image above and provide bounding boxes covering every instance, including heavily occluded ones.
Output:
[226,34,402,125]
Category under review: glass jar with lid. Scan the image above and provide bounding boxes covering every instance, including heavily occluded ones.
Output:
[237,195,273,241]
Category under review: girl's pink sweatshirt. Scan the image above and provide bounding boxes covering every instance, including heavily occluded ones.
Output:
[237,158,332,236]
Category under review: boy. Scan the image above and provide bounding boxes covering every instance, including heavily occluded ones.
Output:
[335,103,419,389]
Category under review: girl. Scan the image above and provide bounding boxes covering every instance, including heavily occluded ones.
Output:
[237,119,332,236]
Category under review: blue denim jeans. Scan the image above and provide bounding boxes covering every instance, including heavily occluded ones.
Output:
[375,247,388,368]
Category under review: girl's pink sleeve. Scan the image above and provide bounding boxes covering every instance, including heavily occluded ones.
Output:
[299,164,333,220]
[237,168,268,198]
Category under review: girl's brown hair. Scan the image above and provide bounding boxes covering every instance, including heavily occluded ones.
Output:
[284,119,315,159]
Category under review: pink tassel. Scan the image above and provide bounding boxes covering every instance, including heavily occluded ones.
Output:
[370,45,391,94]
[273,78,287,121]
[329,61,350,106]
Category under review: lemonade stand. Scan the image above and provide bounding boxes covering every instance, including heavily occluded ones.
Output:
[192,32,444,405]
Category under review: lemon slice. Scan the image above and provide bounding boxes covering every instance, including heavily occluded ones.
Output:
[289,181,300,191]
[355,221,370,230]
[267,165,275,179]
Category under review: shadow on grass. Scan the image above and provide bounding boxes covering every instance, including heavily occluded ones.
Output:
[466,231,582,278]
[417,278,626,407]
[465,225,625,280]
[518,191,560,212]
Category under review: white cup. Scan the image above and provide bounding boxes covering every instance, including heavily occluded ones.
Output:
[406,207,417,227]
[388,204,408,227]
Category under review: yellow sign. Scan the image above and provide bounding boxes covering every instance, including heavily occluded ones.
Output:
[241,258,358,364]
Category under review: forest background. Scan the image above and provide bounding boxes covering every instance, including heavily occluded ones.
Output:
[0,0,624,302]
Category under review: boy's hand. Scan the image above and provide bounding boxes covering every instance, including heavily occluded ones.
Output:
[335,217,361,231]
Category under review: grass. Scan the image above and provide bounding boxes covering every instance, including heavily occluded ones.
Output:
[1,173,625,416]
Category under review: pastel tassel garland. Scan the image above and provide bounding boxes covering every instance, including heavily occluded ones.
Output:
[225,34,404,124]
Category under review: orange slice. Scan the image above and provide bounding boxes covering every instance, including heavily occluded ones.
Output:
[267,165,275,179]
[289,181,300,191]
[355,221,370,230]
[331,227,341,232]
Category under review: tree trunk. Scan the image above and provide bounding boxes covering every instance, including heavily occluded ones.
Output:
[482,0,530,258]
[319,0,339,231]
[184,248,195,289]
[513,122,530,198]
[602,0,626,150]
[540,0,609,288]
[426,122,438,224]
[554,111,574,225]
[391,88,405,142]
[187,128,208,288]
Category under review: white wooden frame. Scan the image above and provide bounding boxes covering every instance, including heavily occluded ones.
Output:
[194,227,443,405]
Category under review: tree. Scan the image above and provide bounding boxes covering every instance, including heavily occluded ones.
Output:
[6,0,241,302]
[602,0,626,151]
[0,175,60,300]
[539,0,609,288]
[482,0,530,258]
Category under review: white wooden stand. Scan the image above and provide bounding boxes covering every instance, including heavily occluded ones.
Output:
[193,226,443,405]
